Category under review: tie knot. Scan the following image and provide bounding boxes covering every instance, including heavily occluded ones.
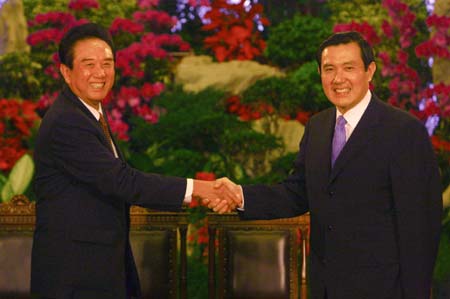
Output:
[336,115,346,127]
[99,112,106,123]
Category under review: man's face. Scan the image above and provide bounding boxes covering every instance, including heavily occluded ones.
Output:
[319,42,376,114]
[60,38,115,109]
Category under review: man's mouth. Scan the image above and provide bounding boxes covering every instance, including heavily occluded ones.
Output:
[90,83,105,89]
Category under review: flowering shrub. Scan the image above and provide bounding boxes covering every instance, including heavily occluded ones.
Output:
[226,95,275,121]
[0,99,39,171]
[201,0,269,62]
[415,14,450,59]
[228,60,329,125]
[26,0,191,141]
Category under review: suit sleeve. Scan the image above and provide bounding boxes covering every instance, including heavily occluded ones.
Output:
[390,119,443,298]
[239,121,310,220]
[49,111,186,211]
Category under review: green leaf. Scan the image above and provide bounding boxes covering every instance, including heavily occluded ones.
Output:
[0,174,7,192]
[1,181,14,202]
[8,154,34,196]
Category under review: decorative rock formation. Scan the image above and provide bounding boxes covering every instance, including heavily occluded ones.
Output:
[174,55,284,94]
[432,0,450,85]
[0,0,29,55]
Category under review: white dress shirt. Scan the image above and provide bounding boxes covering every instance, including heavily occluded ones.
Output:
[336,90,372,141]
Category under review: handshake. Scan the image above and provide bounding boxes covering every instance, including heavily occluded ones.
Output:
[193,178,243,213]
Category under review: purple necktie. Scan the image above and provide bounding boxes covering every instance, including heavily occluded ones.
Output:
[331,115,347,167]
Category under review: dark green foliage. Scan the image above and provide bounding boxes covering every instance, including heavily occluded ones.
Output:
[289,61,332,113]
[0,52,42,100]
[240,61,331,118]
[126,86,282,181]
[265,14,332,69]
[241,76,302,115]
[246,152,297,184]
[187,257,208,299]
[434,222,450,283]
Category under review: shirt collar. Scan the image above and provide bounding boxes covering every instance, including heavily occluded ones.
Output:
[336,90,371,129]
[78,98,103,121]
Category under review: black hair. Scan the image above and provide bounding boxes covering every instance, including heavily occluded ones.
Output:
[58,23,115,69]
[316,31,374,71]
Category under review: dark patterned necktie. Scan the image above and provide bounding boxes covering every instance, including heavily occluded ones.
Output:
[331,115,347,167]
[99,112,114,153]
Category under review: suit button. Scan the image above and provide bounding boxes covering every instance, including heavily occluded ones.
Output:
[329,191,335,196]
[327,225,333,231]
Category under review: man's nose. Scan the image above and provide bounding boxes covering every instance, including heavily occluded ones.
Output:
[332,69,345,83]
[93,65,106,77]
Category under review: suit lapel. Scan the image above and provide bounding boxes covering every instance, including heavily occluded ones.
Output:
[329,96,382,183]
[62,86,98,123]
[308,108,336,182]
[62,86,124,160]
[102,111,126,161]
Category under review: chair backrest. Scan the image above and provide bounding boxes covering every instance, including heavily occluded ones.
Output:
[0,197,188,299]
[129,206,188,299]
[0,195,35,299]
[207,213,310,299]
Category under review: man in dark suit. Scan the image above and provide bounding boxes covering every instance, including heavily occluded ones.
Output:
[31,23,233,299]
[212,31,443,299]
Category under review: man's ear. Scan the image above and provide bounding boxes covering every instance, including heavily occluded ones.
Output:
[59,64,71,84]
[367,61,376,82]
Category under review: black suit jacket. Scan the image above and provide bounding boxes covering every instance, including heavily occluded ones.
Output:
[31,86,186,299]
[241,95,442,299]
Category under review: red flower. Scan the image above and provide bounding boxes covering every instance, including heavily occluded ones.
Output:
[133,10,177,30]
[110,18,144,35]
[29,12,76,27]
[0,136,28,171]
[295,111,311,125]
[0,99,39,137]
[334,21,380,46]
[201,0,268,62]
[381,20,393,38]
[137,0,160,9]
[135,105,159,124]
[396,50,408,65]
[140,82,165,100]
[27,28,64,46]
[37,92,58,111]
[426,14,450,30]
[108,114,130,141]
[68,0,100,11]
[431,136,450,153]
[189,197,200,208]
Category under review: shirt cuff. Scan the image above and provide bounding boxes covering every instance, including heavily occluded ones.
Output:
[236,185,245,211]
[183,178,193,204]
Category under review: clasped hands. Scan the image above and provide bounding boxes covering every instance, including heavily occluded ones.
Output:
[193,178,242,213]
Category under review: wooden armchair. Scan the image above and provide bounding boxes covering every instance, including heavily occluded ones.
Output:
[0,196,188,299]
[207,213,310,299]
